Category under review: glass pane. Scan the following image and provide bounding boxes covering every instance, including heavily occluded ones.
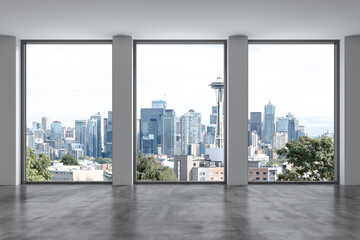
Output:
[26,44,112,182]
[136,43,225,182]
[248,44,335,182]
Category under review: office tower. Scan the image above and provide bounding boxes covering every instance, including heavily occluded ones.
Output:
[140,108,164,155]
[41,117,49,131]
[250,112,262,139]
[50,121,62,149]
[263,102,275,144]
[103,117,108,153]
[288,118,299,141]
[106,111,113,158]
[205,125,216,145]
[175,119,181,155]
[210,106,217,125]
[209,77,224,148]
[276,117,288,132]
[75,120,86,151]
[272,132,288,149]
[86,119,99,157]
[152,100,166,109]
[89,112,102,157]
[180,110,201,154]
[163,109,176,157]
[296,125,306,140]
[251,130,259,148]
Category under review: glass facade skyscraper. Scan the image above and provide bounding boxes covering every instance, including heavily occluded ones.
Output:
[163,109,176,157]
[140,108,165,155]
[250,112,262,140]
[180,110,202,155]
[263,102,275,144]
[50,121,62,149]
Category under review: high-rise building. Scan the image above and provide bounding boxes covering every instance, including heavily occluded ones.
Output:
[41,117,49,131]
[50,121,62,149]
[89,112,102,157]
[288,118,299,141]
[175,119,181,155]
[163,109,176,157]
[272,132,288,149]
[106,111,113,158]
[180,110,201,154]
[210,106,217,125]
[296,125,306,140]
[152,100,166,109]
[103,117,108,153]
[276,117,288,132]
[251,130,259,148]
[140,108,164,155]
[263,102,275,144]
[205,125,216,145]
[75,120,86,152]
[86,119,99,157]
[250,112,262,139]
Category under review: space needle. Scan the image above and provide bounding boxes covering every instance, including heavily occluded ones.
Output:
[209,77,224,148]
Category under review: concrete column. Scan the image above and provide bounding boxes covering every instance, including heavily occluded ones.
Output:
[0,36,21,185]
[342,35,360,185]
[227,36,248,185]
[112,35,133,185]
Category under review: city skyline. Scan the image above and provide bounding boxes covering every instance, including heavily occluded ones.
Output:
[249,44,334,137]
[26,44,112,127]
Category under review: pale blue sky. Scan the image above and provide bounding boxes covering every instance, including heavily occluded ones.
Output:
[27,43,334,137]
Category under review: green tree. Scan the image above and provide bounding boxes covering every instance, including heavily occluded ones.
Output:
[136,152,177,181]
[60,153,79,166]
[26,147,52,181]
[94,157,112,164]
[277,136,334,181]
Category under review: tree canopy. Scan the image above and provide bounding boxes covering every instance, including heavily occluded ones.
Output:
[277,136,334,181]
[136,152,177,181]
[94,157,112,164]
[26,147,52,181]
[60,153,79,166]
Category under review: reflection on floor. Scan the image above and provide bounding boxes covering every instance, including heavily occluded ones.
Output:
[0,184,360,239]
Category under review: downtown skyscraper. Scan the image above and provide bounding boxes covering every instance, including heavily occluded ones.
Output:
[263,102,275,144]
[163,109,176,157]
[180,110,201,155]
[250,112,262,139]
[50,121,62,149]
[140,108,164,155]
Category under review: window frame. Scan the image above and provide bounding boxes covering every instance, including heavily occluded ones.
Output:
[21,40,113,184]
[133,40,228,184]
[247,40,340,184]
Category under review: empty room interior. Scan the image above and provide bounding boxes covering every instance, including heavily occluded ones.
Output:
[1,0,360,239]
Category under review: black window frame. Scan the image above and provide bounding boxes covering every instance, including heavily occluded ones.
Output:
[247,40,340,184]
[21,40,113,184]
[133,40,227,184]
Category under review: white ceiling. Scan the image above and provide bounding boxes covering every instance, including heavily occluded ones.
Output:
[0,0,360,40]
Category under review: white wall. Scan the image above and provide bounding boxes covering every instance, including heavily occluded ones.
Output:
[112,35,133,185]
[227,36,248,185]
[0,36,21,185]
[342,36,360,185]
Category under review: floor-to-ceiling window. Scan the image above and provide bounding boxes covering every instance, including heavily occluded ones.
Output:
[134,41,226,182]
[23,41,112,182]
[248,41,337,182]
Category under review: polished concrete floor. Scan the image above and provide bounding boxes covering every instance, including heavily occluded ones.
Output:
[0,184,360,240]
